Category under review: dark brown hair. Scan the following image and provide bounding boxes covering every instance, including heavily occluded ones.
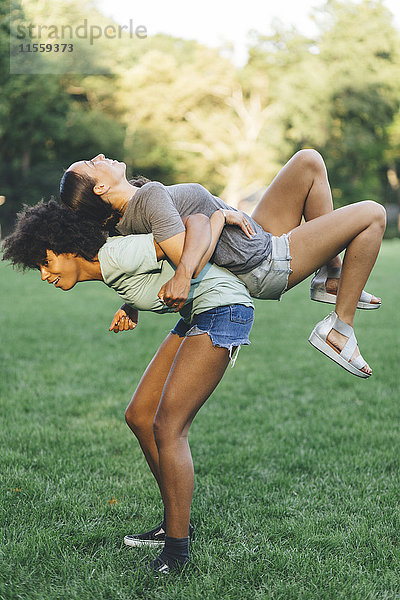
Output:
[60,170,150,232]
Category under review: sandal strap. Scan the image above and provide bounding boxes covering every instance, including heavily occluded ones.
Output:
[341,334,357,363]
[332,314,353,338]
[312,265,341,286]
[311,265,328,286]
[350,354,367,370]
[326,265,342,279]
[332,314,357,362]
[359,290,373,304]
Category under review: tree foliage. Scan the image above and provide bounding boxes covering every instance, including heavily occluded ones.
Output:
[247,0,400,206]
[1,0,400,233]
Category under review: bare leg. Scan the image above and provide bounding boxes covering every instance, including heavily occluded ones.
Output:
[286,201,386,373]
[252,149,335,235]
[153,334,231,539]
[251,149,380,303]
[125,333,184,497]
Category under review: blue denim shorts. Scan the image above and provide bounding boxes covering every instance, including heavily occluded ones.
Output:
[171,304,254,366]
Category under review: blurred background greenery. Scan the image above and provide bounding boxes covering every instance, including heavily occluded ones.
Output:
[1,0,400,236]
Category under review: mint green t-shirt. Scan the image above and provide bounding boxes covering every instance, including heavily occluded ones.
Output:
[98,234,253,323]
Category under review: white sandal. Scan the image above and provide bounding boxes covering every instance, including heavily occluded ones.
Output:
[308,312,371,378]
[310,265,381,310]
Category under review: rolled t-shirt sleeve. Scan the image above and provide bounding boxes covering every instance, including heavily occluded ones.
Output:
[139,182,186,244]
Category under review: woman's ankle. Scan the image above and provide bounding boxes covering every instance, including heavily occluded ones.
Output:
[334,310,354,328]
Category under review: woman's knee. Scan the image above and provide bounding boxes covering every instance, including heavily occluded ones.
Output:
[153,410,186,448]
[361,200,386,231]
[125,399,153,434]
[372,202,386,230]
[293,149,326,174]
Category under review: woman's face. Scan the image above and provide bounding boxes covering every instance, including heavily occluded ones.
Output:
[39,250,82,291]
[68,154,127,188]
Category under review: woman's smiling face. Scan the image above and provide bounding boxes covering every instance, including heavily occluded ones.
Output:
[39,250,82,290]
[68,154,127,189]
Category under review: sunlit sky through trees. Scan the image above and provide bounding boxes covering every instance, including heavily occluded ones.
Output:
[95,0,400,65]
[3,0,400,227]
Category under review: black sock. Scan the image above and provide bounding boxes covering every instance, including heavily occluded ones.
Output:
[160,535,190,565]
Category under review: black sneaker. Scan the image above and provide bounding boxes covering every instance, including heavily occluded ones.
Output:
[124,522,195,547]
[144,555,190,575]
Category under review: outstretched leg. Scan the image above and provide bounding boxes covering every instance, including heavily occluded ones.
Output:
[286,201,386,374]
[251,149,380,305]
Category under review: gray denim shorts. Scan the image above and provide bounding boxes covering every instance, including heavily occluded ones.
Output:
[236,233,292,300]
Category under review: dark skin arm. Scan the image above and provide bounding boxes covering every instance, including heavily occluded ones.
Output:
[191,208,255,277]
[156,213,211,310]
[158,209,255,307]
[109,209,255,330]
[109,214,211,332]
[109,304,139,333]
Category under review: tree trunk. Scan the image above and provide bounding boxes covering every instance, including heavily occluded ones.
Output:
[22,147,31,175]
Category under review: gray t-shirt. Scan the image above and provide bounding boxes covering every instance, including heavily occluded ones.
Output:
[115,181,272,274]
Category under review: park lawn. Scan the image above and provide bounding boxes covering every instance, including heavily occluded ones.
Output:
[0,239,399,600]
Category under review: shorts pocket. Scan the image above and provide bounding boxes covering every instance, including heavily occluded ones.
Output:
[229,305,254,324]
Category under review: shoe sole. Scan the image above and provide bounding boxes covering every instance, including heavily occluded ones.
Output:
[124,536,165,547]
[310,289,381,310]
[308,330,371,378]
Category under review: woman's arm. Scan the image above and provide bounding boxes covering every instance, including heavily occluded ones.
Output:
[158,210,255,309]
[109,304,139,333]
[111,209,254,326]
[157,213,211,272]
[192,209,255,277]
[156,214,211,310]
[110,214,211,329]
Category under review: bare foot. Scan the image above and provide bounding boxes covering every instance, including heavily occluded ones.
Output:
[325,277,381,305]
[327,328,372,375]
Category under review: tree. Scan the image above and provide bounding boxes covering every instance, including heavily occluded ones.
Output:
[247,0,400,206]
[0,0,129,232]
[116,40,277,205]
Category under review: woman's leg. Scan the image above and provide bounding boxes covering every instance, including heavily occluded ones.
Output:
[153,334,231,539]
[286,201,386,372]
[125,332,184,496]
[251,149,334,235]
[251,149,380,303]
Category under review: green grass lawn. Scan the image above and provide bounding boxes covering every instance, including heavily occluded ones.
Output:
[1,240,399,600]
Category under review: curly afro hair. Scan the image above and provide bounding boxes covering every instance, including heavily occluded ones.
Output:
[2,199,108,270]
